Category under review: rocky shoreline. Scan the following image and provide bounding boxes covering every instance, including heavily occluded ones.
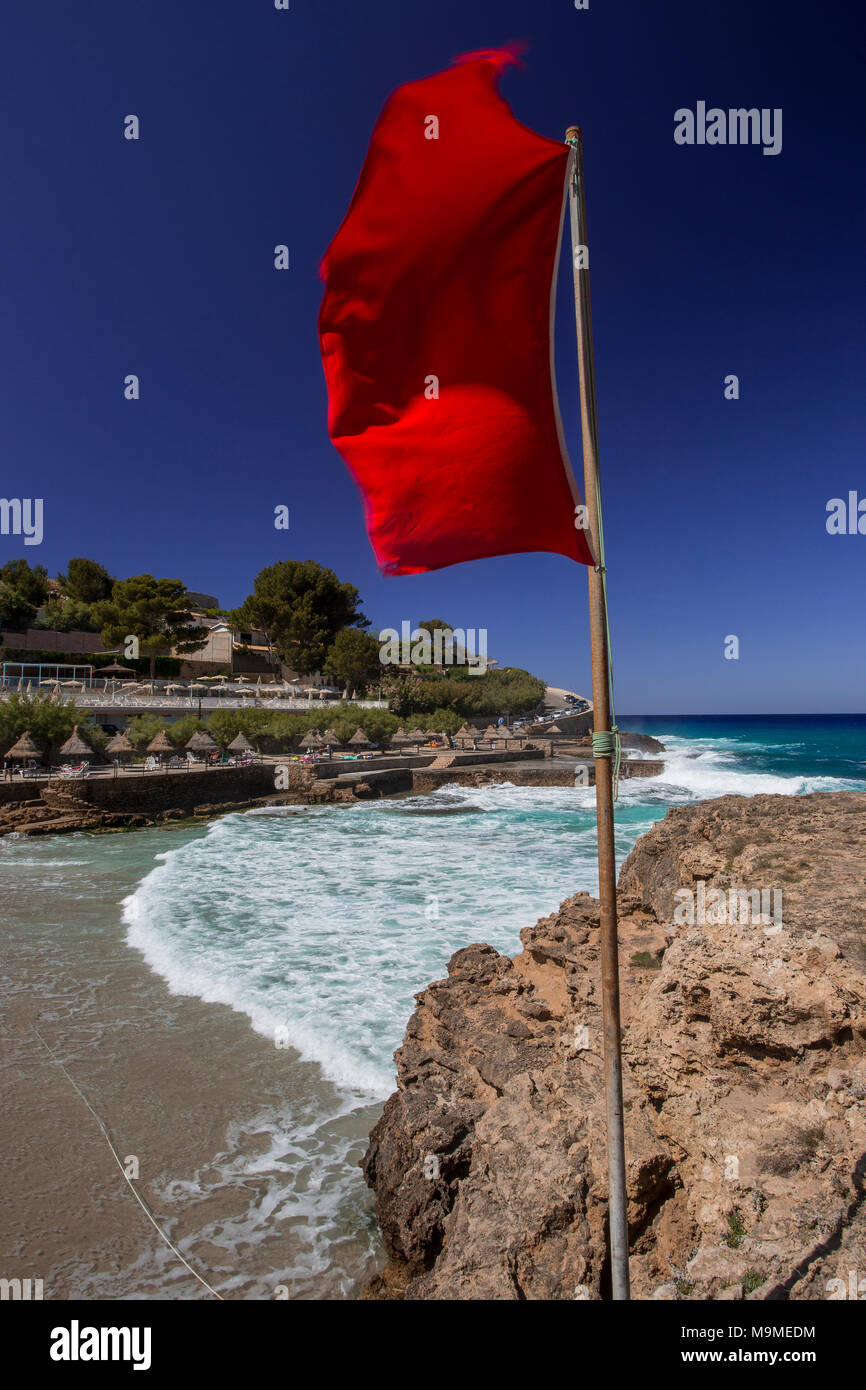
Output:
[0,735,666,839]
[362,792,866,1300]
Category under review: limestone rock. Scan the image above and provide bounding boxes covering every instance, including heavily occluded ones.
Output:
[364,793,866,1299]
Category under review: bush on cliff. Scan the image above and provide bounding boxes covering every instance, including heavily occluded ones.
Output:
[384,667,544,720]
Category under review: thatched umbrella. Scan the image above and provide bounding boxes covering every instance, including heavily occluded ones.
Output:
[390,726,411,745]
[99,663,137,680]
[482,724,500,740]
[186,730,219,757]
[322,727,343,747]
[5,730,42,762]
[227,732,254,755]
[146,730,174,756]
[348,728,373,747]
[105,731,135,760]
[59,724,95,760]
[299,729,325,750]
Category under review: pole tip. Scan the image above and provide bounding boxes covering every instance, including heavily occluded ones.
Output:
[565,125,582,143]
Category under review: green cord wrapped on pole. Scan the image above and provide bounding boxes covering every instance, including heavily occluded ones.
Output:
[591,725,622,800]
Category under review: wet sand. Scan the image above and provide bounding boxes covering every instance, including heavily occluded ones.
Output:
[0,826,384,1300]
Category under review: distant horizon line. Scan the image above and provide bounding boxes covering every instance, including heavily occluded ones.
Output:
[617,711,866,719]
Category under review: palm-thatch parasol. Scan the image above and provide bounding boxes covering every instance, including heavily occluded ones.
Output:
[322,727,343,746]
[59,724,95,760]
[146,729,175,755]
[5,730,42,761]
[390,726,411,744]
[227,732,254,754]
[299,729,325,749]
[453,723,476,745]
[105,731,135,759]
[348,728,373,746]
[186,730,219,754]
[99,663,137,680]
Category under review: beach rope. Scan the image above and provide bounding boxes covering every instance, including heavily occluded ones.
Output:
[31,1023,225,1300]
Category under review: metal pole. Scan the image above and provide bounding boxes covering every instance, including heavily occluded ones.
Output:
[565,126,630,1300]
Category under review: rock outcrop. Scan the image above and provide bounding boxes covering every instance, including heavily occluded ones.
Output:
[363,793,866,1299]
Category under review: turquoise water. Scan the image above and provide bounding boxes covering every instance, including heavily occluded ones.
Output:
[123,714,866,1100]
[621,714,866,785]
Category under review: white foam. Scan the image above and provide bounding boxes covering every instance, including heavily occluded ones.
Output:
[122,743,862,1101]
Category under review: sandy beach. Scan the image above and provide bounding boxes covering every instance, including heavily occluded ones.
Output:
[1,825,383,1300]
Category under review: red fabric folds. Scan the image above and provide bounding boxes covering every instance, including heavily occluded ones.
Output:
[319,49,594,574]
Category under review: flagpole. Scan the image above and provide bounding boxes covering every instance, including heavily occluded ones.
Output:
[565,125,630,1301]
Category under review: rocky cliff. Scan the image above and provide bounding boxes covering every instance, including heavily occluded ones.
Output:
[363,793,866,1299]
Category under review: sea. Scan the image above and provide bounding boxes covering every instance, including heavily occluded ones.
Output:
[3,714,864,1298]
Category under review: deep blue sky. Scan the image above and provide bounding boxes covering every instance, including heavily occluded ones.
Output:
[2,1,864,712]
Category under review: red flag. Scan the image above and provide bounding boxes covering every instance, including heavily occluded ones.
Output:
[319,48,595,575]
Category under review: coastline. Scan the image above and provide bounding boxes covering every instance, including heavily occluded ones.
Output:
[0,741,665,840]
[3,718,864,1300]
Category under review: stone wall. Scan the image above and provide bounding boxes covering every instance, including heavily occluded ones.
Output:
[44,765,280,816]
[0,782,43,806]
